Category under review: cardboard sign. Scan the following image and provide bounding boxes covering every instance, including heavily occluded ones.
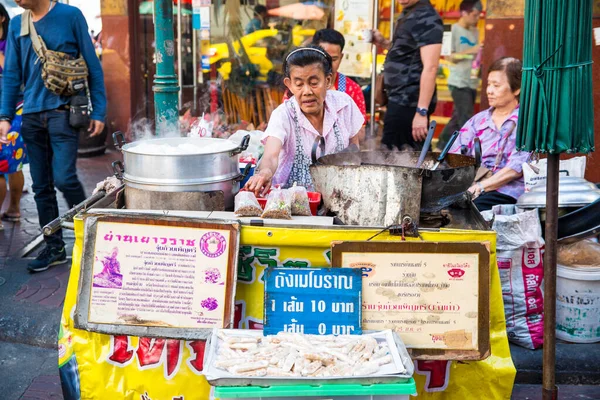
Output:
[264,267,362,335]
[332,241,490,360]
[74,213,240,340]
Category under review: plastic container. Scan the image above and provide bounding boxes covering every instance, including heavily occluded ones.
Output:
[556,264,600,343]
[212,378,416,400]
[258,191,321,216]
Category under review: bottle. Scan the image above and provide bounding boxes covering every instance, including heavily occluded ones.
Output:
[58,325,82,400]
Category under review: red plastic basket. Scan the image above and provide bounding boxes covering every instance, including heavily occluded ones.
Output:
[257,191,321,216]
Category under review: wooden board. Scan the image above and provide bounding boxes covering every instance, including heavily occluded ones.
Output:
[331,241,490,360]
[74,212,240,340]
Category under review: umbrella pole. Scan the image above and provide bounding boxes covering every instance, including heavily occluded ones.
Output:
[542,153,559,400]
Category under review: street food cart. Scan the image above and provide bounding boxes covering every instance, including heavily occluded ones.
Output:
[55,133,516,400]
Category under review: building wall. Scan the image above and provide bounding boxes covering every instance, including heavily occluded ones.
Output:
[100,0,133,137]
[481,2,600,183]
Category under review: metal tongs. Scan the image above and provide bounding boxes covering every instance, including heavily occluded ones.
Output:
[432,130,460,171]
[415,120,437,168]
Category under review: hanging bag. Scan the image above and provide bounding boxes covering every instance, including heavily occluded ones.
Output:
[21,8,91,128]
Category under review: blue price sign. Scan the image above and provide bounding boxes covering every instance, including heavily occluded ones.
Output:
[264,267,362,336]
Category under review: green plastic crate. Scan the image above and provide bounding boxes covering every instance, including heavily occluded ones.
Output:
[213,378,417,400]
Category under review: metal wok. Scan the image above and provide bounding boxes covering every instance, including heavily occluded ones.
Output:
[309,150,478,227]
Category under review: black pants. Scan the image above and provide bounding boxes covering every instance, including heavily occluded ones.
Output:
[474,191,517,212]
[381,101,435,151]
[437,86,477,150]
[21,110,86,249]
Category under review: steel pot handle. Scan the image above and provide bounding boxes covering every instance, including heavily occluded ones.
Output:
[311,135,326,165]
[473,137,482,169]
[232,135,251,156]
[112,160,125,179]
[234,163,253,182]
[113,131,126,150]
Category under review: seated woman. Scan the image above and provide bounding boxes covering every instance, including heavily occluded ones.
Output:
[449,57,531,212]
[245,45,363,194]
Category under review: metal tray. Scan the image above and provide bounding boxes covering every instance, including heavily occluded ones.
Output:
[202,329,414,387]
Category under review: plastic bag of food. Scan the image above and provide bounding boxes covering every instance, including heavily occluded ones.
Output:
[289,183,311,216]
[558,239,600,267]
[261,187,292,220]
[234,191,263,217]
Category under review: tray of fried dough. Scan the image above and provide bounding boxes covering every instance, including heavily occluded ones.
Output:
[202,329,414,386]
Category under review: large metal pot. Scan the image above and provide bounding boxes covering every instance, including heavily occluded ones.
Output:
[517,176,600,222]
[112,132,250,211]
[309,150,477,226]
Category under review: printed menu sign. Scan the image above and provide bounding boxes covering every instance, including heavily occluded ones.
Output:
[334,0,374,78]
[264,267,362,336]
[75,214,240,339]
[332,241,490,360]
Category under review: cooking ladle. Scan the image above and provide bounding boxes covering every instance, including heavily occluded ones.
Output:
[415,120,437,168]
[431,130,460,171]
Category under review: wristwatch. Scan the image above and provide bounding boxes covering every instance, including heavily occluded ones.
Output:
[476,182,486,193]
[416,107,428,117]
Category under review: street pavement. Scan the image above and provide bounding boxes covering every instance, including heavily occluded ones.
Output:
[1,150,599,399]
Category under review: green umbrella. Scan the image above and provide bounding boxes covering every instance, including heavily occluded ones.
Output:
[517,0,594,153]
[517,2,594,399]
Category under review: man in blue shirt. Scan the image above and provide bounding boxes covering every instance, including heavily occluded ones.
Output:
[0,0,107,273]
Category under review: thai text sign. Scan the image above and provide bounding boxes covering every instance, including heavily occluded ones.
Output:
[264,267,362,335]
[75,214,239,339]
[332,241,490,360]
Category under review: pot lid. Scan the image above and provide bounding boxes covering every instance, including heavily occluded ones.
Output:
[124,137,239,155]
[517,177,600,208]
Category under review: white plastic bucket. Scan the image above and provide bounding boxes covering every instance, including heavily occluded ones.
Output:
[556,264,600,343]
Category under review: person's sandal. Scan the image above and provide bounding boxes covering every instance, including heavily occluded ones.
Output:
[1,213,20,222]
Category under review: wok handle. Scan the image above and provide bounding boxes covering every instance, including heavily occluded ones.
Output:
[473,137,482,169]
[112,131,126,150]
[112,160,125,179]
[437,130,460,162]
[231,134,251,156]
[311,135,326,165]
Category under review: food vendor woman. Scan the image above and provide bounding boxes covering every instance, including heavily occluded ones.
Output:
[245,46,364,194]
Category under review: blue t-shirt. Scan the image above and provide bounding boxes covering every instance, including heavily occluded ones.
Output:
[0,3,106,122]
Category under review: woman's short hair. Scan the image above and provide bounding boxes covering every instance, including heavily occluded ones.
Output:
[283,45,333,78]
[489,57,522,92]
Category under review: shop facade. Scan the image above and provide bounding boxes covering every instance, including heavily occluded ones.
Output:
[98,0,600,181]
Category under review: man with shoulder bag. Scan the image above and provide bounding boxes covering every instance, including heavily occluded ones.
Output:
[0,0,107,273]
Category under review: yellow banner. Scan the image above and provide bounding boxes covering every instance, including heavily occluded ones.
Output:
[59,220,515,400]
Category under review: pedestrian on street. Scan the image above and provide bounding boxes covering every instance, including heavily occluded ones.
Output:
[372,0,443,150]
[0,3,26,231]
[245,5,269,35]
[436,0,482,150]
[0,0,107,272]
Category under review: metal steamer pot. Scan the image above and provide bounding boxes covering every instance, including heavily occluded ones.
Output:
[112,132,250,211]
[309,144,479,227]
